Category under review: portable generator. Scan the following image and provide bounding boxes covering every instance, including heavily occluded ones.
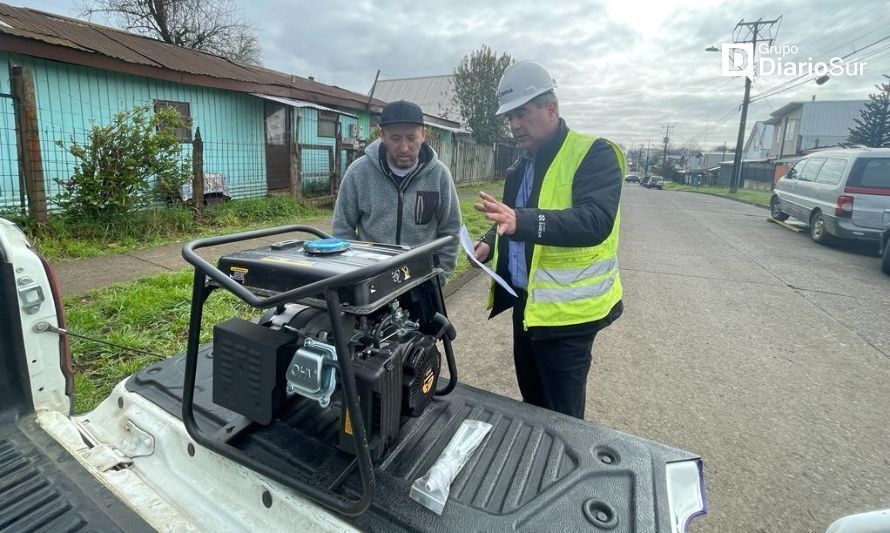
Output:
[180,225,457,516]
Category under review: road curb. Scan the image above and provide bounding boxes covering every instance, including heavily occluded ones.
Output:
[665,188,770,210]
[443,267,483,300]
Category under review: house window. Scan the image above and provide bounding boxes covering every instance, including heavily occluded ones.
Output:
[153,100,192,142]
[318,110,338,138]
[783,119,799,146]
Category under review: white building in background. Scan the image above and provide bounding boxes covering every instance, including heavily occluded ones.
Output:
[743,121,775,160]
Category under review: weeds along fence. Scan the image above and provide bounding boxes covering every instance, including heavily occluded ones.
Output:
[0,65,514,222]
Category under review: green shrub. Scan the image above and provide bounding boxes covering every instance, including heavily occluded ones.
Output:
[55,105,191,222]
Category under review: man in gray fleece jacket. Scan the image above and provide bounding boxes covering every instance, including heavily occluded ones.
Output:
[332,100,461,277]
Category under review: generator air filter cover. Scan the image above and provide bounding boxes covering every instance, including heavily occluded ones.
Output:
[303,238,350,255]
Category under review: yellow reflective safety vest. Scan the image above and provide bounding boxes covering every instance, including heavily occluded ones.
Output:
[488,131,625,328]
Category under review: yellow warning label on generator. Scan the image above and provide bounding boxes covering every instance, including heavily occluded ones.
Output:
[422,368,435,394]
[229,266,248,283]
[260,256,314,268]
[343,408,353,436]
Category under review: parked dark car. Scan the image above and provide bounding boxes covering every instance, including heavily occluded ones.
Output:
[641,176,651,187]
[625,174,641,183]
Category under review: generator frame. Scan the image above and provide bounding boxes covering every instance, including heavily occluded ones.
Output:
[180,225,456,516]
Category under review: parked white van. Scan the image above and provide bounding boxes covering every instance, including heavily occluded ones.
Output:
[771,148,890,246]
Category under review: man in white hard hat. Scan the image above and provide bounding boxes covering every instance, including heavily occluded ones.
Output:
[472,60,625,419]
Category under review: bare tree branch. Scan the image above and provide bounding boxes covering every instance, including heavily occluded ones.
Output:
[79,0,262,65]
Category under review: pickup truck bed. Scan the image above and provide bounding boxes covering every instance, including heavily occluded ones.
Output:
[126,346,699,532]
[1,217,703,532]
[0,416,153,533]
[0,260,150,533]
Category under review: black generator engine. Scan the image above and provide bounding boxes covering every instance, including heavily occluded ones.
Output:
[205,235,457,461]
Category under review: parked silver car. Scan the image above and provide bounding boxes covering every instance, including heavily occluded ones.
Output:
[882,224,890,275]
[771,148,890,245]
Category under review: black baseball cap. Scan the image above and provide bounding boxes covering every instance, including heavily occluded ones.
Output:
[379,100,425,126]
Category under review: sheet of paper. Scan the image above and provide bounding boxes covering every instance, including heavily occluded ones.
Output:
[459,225,517,298]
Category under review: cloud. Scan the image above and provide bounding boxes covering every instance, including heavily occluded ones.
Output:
[17,0,890,149]
[255,0,890,148]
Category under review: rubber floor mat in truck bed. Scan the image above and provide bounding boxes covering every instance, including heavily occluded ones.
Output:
[128,347,701,532]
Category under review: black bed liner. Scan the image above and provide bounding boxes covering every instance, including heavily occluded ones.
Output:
[127,346,699,532]
[0,261,152,533]
[0,416,154,533]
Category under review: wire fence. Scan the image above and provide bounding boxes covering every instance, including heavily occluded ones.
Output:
[0,102,362,219]
[0,95,20,215]
[0,65,509,222]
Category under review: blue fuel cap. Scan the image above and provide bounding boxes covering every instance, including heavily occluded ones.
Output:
[303,238,350,255]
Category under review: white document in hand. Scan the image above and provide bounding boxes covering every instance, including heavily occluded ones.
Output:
[459,225,518,298]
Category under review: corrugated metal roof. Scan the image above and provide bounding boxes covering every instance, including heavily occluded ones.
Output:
[767,102,803,120]
[799,100,868,136]
[0,3,385,110]
[374,75,462,122]
[689,152,734,170]
[250,93,357,118]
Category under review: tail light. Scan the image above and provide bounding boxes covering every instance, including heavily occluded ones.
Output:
[835,195,854,217]
[37,254,74,397]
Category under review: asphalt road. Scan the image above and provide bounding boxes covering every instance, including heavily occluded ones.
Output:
[446,185,890,532]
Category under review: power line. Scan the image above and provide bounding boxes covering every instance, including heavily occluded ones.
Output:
[749,42,890,103]
[726,16,782,193]
[747,20,890,101]
[787,2,889,59]
[775,0,875,54]
[753,78,775,112]
[749,42,890,104]
[749,32,890,103]
[751,35,890,102]
[687,104,741,145]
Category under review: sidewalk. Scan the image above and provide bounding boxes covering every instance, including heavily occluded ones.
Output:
[54,182,504,298]
[54,217,332,297]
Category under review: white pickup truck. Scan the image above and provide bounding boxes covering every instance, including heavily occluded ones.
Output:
[0,217,706,532]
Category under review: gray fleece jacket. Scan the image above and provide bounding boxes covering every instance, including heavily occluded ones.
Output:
[332,139,461,276]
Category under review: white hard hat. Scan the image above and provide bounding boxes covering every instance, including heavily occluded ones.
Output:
[495,60,557,115]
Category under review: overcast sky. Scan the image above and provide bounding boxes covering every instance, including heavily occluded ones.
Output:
[23,0,890,151]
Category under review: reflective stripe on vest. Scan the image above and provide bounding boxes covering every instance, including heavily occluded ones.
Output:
[533,270,617,303]
[533,257,617,285]
[487,130,625,329]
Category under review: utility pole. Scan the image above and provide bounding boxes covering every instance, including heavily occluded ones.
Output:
[660,124,674,179]
[727,17,781,193]
[644,139,651,177]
